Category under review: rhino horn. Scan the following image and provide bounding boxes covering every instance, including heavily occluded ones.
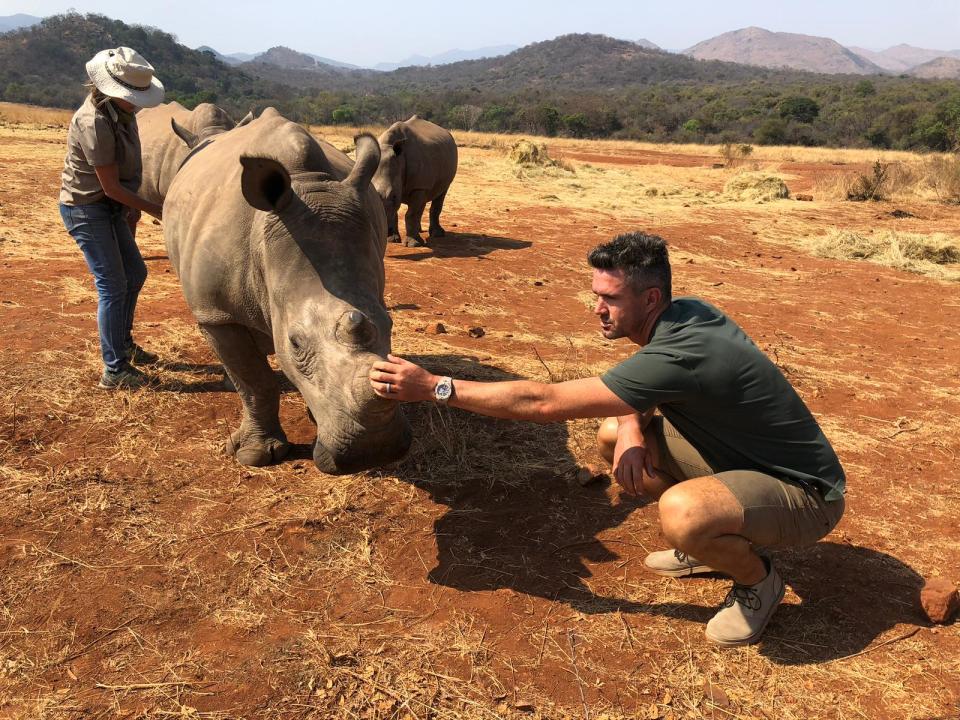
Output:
[237,110,255,127]
[171,118,200,149]
[239,156,292,212]
[344,133,380,191]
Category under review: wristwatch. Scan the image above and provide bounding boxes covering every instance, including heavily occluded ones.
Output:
[433,376,453,405]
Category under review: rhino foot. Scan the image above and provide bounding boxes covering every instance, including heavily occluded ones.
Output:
[225,427,290,466]
[429,226,446,238]
[404,236,425,248]
[387,233,402,244]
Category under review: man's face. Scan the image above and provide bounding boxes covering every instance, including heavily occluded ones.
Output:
[591,268,657,342]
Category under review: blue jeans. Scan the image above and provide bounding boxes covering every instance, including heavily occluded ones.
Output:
[59,201,147,372]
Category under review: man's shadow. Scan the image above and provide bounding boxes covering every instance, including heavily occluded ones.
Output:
[759,541,928,664]
[391,354,668,615]
[390,356,929,659]
[391,232,531,261]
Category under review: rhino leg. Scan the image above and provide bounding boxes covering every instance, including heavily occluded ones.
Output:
[403,192,428,247]
[387,207,401,244]
[199,323,290,466]
[428,190,447,238]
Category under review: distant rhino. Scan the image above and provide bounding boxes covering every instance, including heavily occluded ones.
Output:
[137,101,253,206]
[372,115,458,247]
[163,108,411,473]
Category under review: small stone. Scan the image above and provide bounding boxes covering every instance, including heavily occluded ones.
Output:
[795,194,814,201]
[513,699,535,712]
[427,322,446,335]
[702,680,730,707]
[920,577,959,624]
[468,326,485,338]
[576,463,606,486]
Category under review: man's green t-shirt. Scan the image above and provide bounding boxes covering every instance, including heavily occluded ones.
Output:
[601,297,845,501]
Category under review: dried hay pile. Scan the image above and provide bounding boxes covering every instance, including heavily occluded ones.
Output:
[723,171,790,202]
[509,139,553,166]
[807,229,960,281]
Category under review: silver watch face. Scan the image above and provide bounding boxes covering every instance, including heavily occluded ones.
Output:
[435,377,453,401]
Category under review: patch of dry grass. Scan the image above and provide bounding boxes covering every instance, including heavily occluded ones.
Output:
[0,102,72,128]
[805,228,960,280]
[723,171,791,203]
[816,154,960,205]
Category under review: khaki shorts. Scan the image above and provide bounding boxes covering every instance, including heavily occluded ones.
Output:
[648,416,844,549]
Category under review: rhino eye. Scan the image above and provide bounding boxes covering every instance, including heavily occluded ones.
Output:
[289,334,303,352]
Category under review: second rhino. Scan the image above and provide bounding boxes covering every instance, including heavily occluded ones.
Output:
[373,115,458,247]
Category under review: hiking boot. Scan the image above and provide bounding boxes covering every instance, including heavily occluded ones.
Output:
[643,549,716,578]
[705,559,785,647]
[98,364,150,390]
[126,342,159,365]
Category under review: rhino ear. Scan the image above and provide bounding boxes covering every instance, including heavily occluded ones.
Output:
[236,110,254,127]
[345,133,381,191]
[240,156,292,212]
[171,118,199,149]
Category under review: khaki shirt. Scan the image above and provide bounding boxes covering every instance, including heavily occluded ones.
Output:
[59,96,142,205]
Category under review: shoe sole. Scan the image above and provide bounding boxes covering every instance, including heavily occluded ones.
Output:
[704,578,786,648]
[643,563,718,578]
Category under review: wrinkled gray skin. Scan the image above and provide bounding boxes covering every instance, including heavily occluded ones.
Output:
[372,115,458,247]
[137,101,253,205]
[163,108,411,474]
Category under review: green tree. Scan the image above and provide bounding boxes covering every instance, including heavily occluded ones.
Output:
[778,96,820,123]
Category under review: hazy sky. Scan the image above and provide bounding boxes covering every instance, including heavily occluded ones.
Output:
[4,0,959,66]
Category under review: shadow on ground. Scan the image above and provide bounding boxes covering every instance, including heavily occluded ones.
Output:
[390,232,531,261]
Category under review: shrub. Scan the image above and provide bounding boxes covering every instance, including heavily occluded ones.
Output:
[754,118,788,145]
[847,161,890,201]
[719,143,753,166]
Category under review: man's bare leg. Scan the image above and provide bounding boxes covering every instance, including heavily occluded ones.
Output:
[657,477,766,585]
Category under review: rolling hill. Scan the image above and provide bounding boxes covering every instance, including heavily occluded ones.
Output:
[686,27,885,75]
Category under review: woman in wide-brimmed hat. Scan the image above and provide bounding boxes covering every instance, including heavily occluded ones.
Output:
[59,47,165,390]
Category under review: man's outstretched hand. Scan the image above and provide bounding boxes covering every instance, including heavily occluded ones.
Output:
[370,354,439,402]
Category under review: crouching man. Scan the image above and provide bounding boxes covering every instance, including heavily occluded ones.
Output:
[370,231,846,646]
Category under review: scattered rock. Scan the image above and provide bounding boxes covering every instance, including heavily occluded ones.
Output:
[890,209,917,219]
[427,322,447,335]
[711,163,725,169]
[920,577,959,624]
[467,326,485,338]
[575,463,606,486]
[513,699,536,712]
[796,193,814,202]
[702,680,731,707]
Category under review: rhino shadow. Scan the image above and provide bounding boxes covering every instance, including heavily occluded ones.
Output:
[385,353,714,619]
[391,232,531,261]
[757,541,926,664]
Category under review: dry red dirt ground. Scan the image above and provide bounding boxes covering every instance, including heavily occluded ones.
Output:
[1,114,958,719]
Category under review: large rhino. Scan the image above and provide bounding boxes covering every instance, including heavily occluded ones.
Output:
[163,108,411,473]
[372,115,458,247]
[137,101,252,206]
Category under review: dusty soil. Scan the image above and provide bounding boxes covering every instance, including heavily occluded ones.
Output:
[1,116,959,720]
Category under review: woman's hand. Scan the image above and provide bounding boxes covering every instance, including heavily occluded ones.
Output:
[369,354,439,402]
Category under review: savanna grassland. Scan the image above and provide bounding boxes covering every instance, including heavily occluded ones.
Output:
[1,102,959,719]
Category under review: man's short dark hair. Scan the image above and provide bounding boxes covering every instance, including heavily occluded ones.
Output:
[587,232,672,300]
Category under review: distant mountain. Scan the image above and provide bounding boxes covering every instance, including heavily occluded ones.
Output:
[0,13,283,113]
[0,13,40,33]
[909,56,960,80]
[848,46,912,73]
[686,26,885,75]
[879,43,960,69]
[374,44,518,71]
[635,38,660,50]
[199,44,359,70]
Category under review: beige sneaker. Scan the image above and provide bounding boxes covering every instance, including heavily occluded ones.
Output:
[643,549,717,577]
[705,560,785,647]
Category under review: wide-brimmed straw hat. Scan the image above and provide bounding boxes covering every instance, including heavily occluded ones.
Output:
[85,46,164,108]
